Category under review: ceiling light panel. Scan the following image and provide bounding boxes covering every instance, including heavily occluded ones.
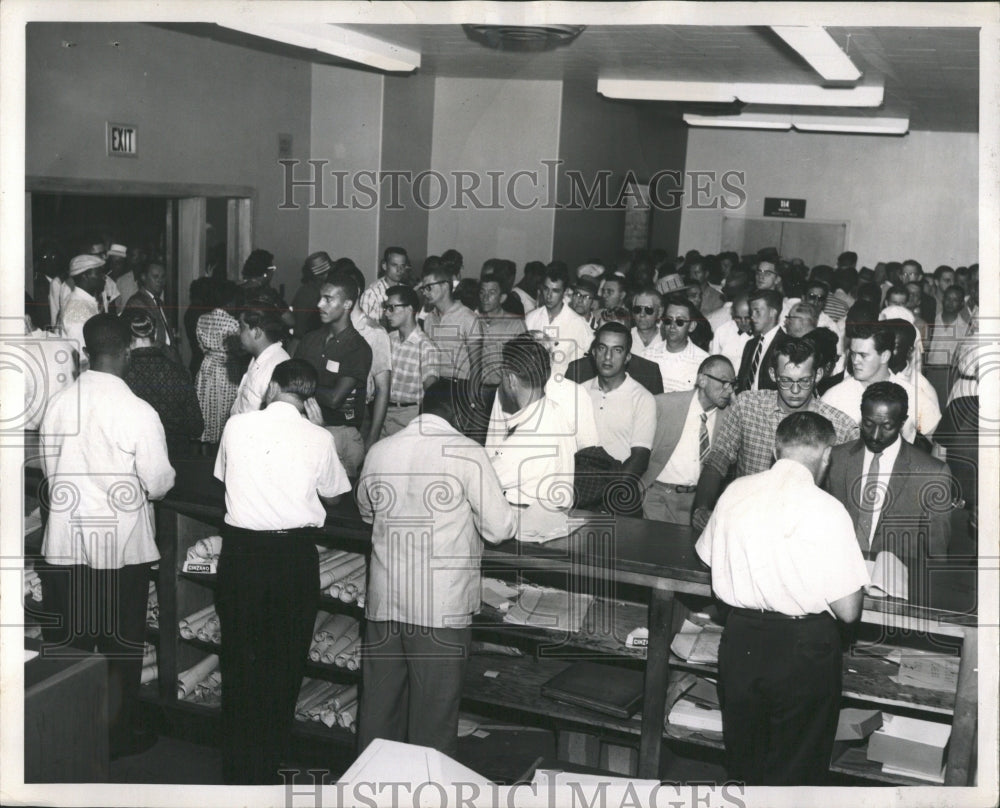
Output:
[597,78,883,107]
[771,26,862,83]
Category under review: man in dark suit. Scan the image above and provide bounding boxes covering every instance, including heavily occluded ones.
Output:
[566,350,663,395]
[122,261,180,363]
[736,289,786,393]
[901,259,937,324]
[642,355,736,523]
[825,381,952,602]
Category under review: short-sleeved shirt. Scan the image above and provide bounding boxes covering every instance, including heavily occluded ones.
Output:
[230,341,291,416]
[652,340,709,393]
[820,373,936,441]
[583,374,657,463]
[215,401,351,530]
[423,302,482,381]
[354,314,392,404]
[295,324,372,427]
[524,304,594,381]
[629,328,665,360]
[705,390,860,479]
[696,458,869,616]
[388,327,438,405]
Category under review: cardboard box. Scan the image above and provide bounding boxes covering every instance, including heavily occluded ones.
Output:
[867,715,950,775]
[835,708,883,741]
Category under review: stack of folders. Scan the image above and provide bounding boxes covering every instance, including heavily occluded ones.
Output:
[670,618,723,665]
[667,676,722,733]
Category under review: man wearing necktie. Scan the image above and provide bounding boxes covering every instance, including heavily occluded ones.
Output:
[825,382,952,601]
[123,262,180,363]
[736,289,786,393]
[642,355,737,524]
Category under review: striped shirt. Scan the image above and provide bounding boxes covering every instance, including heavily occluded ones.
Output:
[704,390,860,479]
[389,327,438,405]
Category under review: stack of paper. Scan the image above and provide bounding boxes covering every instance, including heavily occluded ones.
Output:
[670,618,723,664]
[503,585,594,632]
[896,653,960,693]
[668,698,723,733]
[514,504,585,544]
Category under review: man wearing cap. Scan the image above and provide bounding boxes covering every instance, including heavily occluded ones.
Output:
[58,254,106,367]
[106,244,135,313]
[290,251,332,340]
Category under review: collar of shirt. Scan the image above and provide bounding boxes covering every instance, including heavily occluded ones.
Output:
[263,400,303,420]
[71,286,98,305]
[771,456,815,485]
[253,340,285,367]
[862,435,902,475]
[502,396,548,434]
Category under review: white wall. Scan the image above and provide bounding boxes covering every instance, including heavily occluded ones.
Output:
[427,78,562,274]
[309,64,383,278]
[679,129,979,269]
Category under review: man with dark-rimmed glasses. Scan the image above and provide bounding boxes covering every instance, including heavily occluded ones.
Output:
[691,336,860,531]
[383,284,439,437]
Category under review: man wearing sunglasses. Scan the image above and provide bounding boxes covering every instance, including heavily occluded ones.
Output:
[692,337,860,531]
[629,287,665,359]
[642,355,737,524]
[653,294,708,393]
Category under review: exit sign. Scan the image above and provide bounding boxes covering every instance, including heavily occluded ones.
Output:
[764,197,806,218]
[107,122,138,157]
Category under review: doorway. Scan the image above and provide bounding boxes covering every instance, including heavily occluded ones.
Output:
[721,216,848,268]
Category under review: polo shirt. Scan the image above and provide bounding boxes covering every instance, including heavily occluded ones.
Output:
[630,328,665,360]
[295,323,372,427]
[653,341,709,393]
[583,374,656,463]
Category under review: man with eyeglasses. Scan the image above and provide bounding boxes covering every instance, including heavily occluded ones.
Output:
[642,355,736,524]
[692,337,859,531]
[382,285,438,437]
[653,294,708,393]
[629,287,666,359]
[736,289,786,393]
[568,276,600,324]
[524,263,594,381]
[420,266,483,384]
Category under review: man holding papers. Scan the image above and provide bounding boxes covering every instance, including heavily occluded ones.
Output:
[696,411,869,785]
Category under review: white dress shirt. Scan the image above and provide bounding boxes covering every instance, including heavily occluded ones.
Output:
[230,341,292,416]
[524,304,594,381]
[630,328,665,359]
[357,413,516,628]
[707,301,733,334]
[749,325,781,391]
[820,374,930,441]
[41,370,176,569]
[859,436,903,550]
[583,374,657,462]
[709,320,753,375]
[485,395,578,506]
[215,401,351,531]
[653,340,709,393]
[657,395,717,486]
[695,458,869,616]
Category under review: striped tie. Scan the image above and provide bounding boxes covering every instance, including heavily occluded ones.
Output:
[699,412,710,464]
[748,337,764,390]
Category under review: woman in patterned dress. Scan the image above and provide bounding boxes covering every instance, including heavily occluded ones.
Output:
[195,280,241,444]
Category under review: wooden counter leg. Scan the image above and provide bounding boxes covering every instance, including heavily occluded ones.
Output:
[638,588,675,779]
[944,625,977,785]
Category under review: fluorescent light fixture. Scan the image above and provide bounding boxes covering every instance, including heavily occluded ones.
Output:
[220,22,420,72]
[683,112,792,130]
[683,111,909,135]
[771,26,862,83]
[597,78,883,107]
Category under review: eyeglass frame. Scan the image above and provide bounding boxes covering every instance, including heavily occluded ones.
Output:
[417,279,450,292]
[774,373,816,391]
[382,302,412,312]
[631,305,658,315]
[701,372,737,389]
[661,316,690,326]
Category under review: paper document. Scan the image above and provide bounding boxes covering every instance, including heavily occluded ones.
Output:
[503,586,594,632]
[895,654,960,693]
[515,503,584,543]
[480,577,519,612]
[865,552,908,600]
[670,618,723,664]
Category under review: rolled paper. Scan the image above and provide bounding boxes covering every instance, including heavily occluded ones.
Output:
[318,549,349,570]
[140,663,158,685]
[324,621,360,664]
[311,612,330,637]
[356,594,365,609]
[309,637,334,662]
[177,654,219,699]
[295,679,336,718]
[314,613,353,644]
[338,700,358,728]
[318,554,366,590]
[197,614,221,642]
[334,636,360,668]
[195,535,222,558]
[179,604,216,638]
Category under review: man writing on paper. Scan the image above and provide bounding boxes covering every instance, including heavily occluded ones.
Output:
[356,380,515,755]
[696,411,869,785]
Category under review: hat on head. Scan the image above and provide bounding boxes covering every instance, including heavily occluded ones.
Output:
[107,244,127,259]
[571,277,599,296]
[69,254,105,276]
[305,252,332,277]
[576,263,604,279]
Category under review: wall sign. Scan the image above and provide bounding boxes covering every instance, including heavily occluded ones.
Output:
[763,197,805,218]
[107,122,138,157]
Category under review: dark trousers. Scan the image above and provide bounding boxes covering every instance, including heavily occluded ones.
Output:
[215,526,319,784]
[358,621,470,758]
[717,609,843,786]
[39,562,152,757]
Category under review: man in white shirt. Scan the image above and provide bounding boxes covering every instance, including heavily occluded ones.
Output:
[821,322,937,441]
[524,264,593,381]
[709,295,753,372]
[486,334,578,506]
[357,379,515,756]
[214,358,351,783]
[629,287,665,359]
[583,323,657,510]
[696,411,869,785]
[57,254,106,368]
[654,294,709,392]
[230,302,291,416]
[642,355,736,524]
[40,314,176,760]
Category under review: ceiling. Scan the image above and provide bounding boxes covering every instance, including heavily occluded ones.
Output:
[165,23,980,132]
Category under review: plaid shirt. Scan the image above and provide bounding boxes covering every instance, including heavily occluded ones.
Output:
[705,390,860,479]
[389,327,438,404]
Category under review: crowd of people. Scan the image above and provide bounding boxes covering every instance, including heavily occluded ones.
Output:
[30,235,981,784]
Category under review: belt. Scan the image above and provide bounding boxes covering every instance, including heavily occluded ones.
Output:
[388,401,419,407]
[655,481,697,494]
[730,607,828,622]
